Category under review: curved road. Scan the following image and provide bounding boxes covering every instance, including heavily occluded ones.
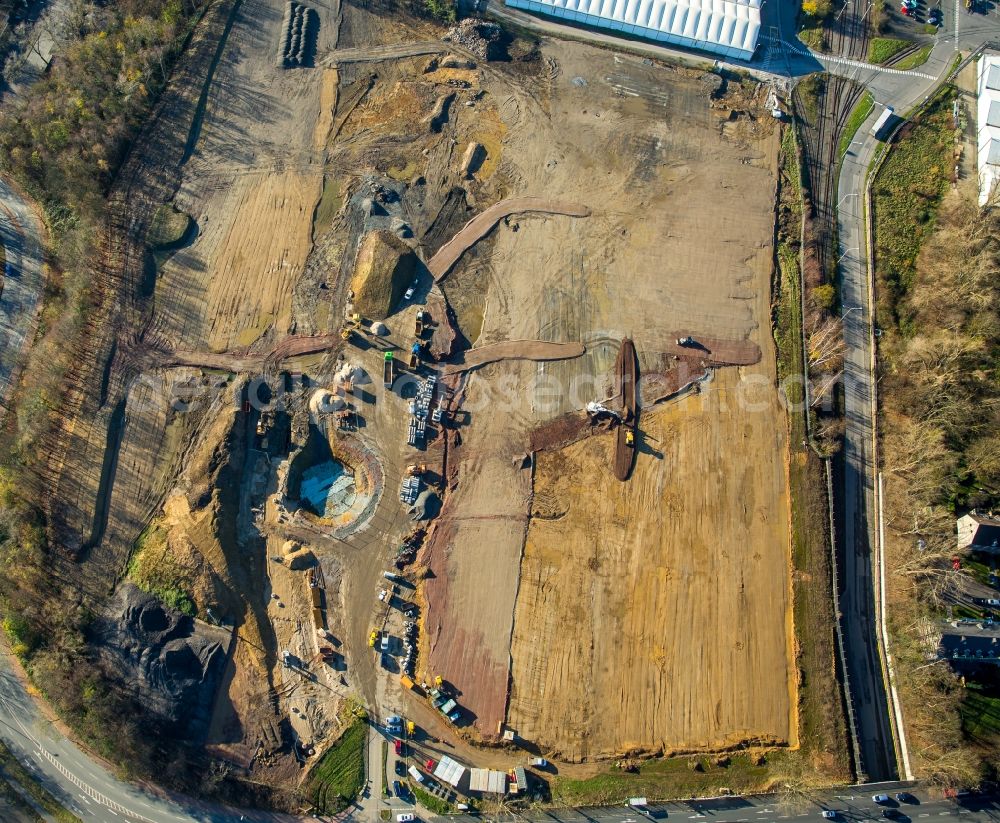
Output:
[0,646,306,822]
[0,175,45,416]
[833,8,998,781]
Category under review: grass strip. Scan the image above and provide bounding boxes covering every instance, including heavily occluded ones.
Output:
[893,43,933,71]
[307,717,366,815]
[412,785,453,815]
[0,740,80,823]
[867,37,911,65]
[838,91,875,159]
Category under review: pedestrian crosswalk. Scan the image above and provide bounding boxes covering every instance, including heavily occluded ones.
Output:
[758,34,936,80]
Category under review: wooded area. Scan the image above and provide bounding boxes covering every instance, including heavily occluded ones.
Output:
[0,0,218,795]
[880,188,1000,784]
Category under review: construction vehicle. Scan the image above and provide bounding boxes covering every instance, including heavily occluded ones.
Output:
[625,428,635,447]
[400,674,415,690]
[383,351,395,388]
[406,464,426,477]
[369,630,378,648]
[409,342,421,369]
[415,310,426,336]
[341,313,364,343]
[406,720,416,735]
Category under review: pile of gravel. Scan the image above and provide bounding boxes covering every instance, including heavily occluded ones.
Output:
[444,19,506,61]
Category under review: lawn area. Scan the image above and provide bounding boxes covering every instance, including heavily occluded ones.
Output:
[307,717,367,815]
[871,88,956,326]
[867,37,911,65]
[798,24,825,51]
[412,785,453,814]
[894,43,934,71]
[0,740,81,823]
[552,754,781,805]
[961,683,1000,745]
[838,91,875,159]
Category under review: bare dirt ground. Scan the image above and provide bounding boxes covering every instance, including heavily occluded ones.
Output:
[440,339,586,374]
[509,368,796,761]
[415,42,793,753]
[37,0,796,798]
[427,196,591,280]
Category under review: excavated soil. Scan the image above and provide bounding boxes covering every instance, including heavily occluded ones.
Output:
[508,369,796,760]
[417,43,793,750]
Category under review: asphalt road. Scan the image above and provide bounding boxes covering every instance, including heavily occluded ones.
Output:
[454,789,1000,823]
[0,174,45,416]
[0,645,304,823]
[831,5,998,781]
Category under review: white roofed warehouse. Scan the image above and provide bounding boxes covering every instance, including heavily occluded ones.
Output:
[503,0,763,61]
[977,54,1000,206]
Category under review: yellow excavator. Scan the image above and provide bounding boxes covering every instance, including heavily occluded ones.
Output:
[340,313,364,343]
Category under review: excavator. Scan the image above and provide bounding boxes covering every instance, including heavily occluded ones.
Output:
[340,312,364,343]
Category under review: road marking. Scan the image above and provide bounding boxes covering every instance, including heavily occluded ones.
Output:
[759,35,935,79]
[955,0,960,46]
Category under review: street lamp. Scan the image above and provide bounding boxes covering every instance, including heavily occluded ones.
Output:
[836,246,859,264]
[837,192,860,208]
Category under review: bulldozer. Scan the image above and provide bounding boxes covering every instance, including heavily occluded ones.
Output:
[624,428,635,448]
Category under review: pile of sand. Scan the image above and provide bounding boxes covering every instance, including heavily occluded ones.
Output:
[350,230,416,320]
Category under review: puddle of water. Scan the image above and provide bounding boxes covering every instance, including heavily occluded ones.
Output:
[299,460,358,518]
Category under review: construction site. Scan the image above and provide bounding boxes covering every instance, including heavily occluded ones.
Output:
[33,0,798,807]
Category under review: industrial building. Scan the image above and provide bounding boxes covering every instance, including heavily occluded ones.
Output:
[504,0,763,61]
[977,53,1000,206]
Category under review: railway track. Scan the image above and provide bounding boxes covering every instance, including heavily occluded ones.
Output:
[795,0,872,282]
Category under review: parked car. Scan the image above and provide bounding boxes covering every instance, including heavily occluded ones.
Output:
[881,810,902,820]
[929,7,943,24]
[532,757,549,768]
[872,793,890,804]
[397,814,415,823]
[395,761,406,777]
[821,813,837,820]
[394,739,404,755]
[895,792,914,803]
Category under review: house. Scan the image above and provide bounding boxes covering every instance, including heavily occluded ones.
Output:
[957,512,1000,552]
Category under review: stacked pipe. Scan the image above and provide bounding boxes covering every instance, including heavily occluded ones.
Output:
[277,2,315,68]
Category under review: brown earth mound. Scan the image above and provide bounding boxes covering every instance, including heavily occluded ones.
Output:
[350,230,416,319]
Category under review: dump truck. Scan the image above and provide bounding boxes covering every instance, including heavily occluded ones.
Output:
[409,342,421,369]
[383,351,395,388]
[415,310,426,336]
